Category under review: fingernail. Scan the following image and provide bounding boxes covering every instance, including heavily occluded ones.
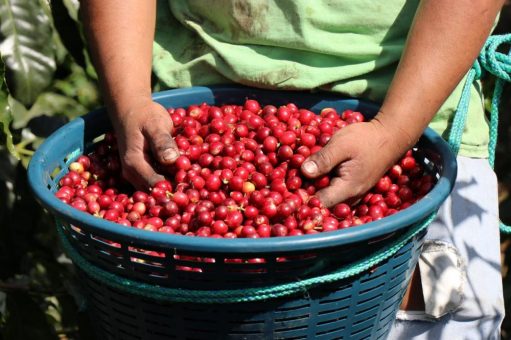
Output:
[162,149,178,161]
[302,161,318,175]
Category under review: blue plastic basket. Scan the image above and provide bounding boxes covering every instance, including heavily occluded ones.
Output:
[28,86,457,339]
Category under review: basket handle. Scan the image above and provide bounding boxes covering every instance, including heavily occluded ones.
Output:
[448,34,511,233]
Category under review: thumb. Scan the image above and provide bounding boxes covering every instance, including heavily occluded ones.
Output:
[145,125,180,165]
[301,136,348,179]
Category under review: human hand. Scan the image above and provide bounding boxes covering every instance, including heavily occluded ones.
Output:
[110,98,179,190]
[301,118,411,207]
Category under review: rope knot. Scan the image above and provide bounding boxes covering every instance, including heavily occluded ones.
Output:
[478,34,511,82]
[472,60,482,80]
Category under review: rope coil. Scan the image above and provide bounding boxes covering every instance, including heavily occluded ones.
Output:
[448,34,511,232]
[478,35,511,82]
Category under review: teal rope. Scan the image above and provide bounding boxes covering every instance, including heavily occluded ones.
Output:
[501,222,511,234]
[58,213,435,304]
[488,78,504,168]
[479,34,511,168]
[449,34,511,233]
[447,66,480,155]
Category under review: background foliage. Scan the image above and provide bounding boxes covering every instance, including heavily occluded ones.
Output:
[0,1,99,339]
[0,1,510,339]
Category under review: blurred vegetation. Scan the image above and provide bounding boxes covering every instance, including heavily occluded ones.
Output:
[0,1,510,339]
[0,1,99,339]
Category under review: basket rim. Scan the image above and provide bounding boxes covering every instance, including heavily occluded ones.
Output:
[28,85,457,254]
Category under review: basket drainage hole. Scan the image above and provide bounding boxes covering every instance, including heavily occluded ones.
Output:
[173,254,213,263]
[316,325,345,336]
[228,330,265,336]
[317,315,348,326]
[50,166,62,180]
[91,234,121,247]
[70,224,83,233]
[275,315,310,323]
[318,306,349,316]
[350,325,373,337]
[63,148,82,165]
[92,134,106,144]
[276,304,311,312]
[130,257,165,267]
[358,281,385,295]
[141,250,168,259]
[275,324,308,333]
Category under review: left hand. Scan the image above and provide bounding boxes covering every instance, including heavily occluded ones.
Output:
[301,118,411,207]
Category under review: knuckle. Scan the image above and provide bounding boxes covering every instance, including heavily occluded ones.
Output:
[153,133,174,152]
[122,153,137,169]
[314,149,334,169]
[145,115,171,131]
[329,177,344,187]
[345,185,365,203]
[122,153,146,176]
[318,190,338,208]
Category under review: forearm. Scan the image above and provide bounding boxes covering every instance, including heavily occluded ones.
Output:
[81,0,156,115]
[377,0,503,152]
[80,0,178,188]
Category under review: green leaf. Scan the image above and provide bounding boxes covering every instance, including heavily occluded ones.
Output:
[61,0,79,21]
[7,94,26,129]
[53,63,99,109]
[12,92,86,129]
[0,0,56,106]
[0,57,18,159]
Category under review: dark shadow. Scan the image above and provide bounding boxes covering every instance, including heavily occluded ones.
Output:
[27,114,69,138]
[450,178,486,227]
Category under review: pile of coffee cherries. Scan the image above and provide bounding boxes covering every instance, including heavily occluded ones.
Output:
[55,100,435,239]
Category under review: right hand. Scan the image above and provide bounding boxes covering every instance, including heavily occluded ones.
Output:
[301,117,410,208]
[110,98,179,190]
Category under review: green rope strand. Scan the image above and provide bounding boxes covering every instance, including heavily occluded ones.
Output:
[488,78,505,169]
[500,222,511,234]
[480,34,511,168]
[450,34,511,233]
[448,67,479,155]
[58,213,434,304]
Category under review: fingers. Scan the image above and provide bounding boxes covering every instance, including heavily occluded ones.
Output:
[122,149,165,190]
[300,134,353,207]
[144,121,179,165]
[301,135,349,179]
[315,176,362,208]
[110,101,178,190]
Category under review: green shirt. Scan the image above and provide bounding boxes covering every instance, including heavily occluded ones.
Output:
[153,0,489,157]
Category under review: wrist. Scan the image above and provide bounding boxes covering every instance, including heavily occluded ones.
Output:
[107,93,154,119]
[370,112,418,161]
[373,111,422,150]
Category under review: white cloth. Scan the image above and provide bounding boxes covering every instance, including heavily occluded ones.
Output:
[388,156,505,339]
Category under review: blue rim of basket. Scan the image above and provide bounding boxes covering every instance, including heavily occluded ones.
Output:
[28,85,457,254]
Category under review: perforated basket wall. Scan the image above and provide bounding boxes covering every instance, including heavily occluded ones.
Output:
[77,230,425,340]
[28,86,457,339]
